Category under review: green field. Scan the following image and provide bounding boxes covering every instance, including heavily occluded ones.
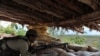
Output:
[54,35,100,49]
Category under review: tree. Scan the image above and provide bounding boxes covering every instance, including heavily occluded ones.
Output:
[48,27,67,36]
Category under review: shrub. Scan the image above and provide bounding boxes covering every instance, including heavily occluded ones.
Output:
[69,36,86,45]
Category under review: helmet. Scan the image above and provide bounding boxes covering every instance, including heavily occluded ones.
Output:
[25,29,38,38]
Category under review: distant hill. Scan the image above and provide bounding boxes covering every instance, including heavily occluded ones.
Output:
[54,35,100,49]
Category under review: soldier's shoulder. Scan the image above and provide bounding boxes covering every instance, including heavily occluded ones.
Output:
[15,35,28,41]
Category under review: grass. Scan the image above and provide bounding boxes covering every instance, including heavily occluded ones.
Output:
[54,35,100,49]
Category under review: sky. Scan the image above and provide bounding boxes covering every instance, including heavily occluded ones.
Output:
[65,27,100,36]
[0,21,100,36]
[0,21,11,27]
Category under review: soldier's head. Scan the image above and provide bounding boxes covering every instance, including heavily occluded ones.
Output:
[25,29,38,42]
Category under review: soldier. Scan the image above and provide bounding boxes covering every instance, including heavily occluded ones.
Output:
[1,29,38,56]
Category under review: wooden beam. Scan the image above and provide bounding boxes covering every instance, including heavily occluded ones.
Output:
[54,0,85,14]
[0,6,52,26]
[38,0,79,17]
[95,20,100,24]
[91,22,100,30]
[0,16,46,26]
[85,22,100,31]
[0,3,46,24]
[0,1,64,22]
[59,11,100,26]
[13,0,84,19]
[0,16,28,24]
[0,10,36,25]
[78,0,100,10]
[0,0,99,31]
[13,0,65,19]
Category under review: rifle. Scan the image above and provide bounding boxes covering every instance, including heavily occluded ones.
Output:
[30,43,69,53]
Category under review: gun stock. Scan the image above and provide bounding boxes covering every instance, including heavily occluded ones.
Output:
[30,43,68,53]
